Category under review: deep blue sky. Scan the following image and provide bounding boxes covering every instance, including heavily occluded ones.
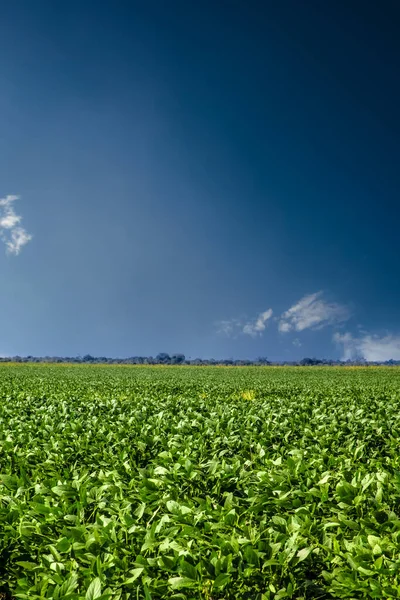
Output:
[0,0,399,360]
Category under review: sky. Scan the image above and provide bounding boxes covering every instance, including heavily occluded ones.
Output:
[0,0,399,361]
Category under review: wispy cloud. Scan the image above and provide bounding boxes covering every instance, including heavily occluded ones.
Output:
[243,309,273,337]
[216,319,242,337]
[334,332,400,361]
[278,291,349,333]
[292,338,302,347]
[216,308,273,338]
[0,195,32,255]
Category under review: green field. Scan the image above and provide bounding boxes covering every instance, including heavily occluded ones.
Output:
[1,365,400,599]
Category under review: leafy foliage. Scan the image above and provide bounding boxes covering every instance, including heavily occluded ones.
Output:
[0,365,399,598]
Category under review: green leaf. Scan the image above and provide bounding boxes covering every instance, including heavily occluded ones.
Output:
[180,560,197,580]
[134,503,146,518]
[367,535,380,548]
[56,537,71,553]
[15,561,38,570]
[323,521,340,529]
[317,473,331,485]
[296,547,312,562]
[58,574,79,597]
[213,573,231,589]
[0,474,19,490]
[168,577,197,589]
[123,568,144,584]
[166,500,191,515]
[86,578,102,600]
[30,502,52,514]
[244,546,259,565]
[143,585,152,600]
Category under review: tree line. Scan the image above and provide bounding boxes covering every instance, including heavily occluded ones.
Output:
[0,354,399,366]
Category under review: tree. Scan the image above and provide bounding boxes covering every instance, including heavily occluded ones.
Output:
[156,353,171,364]
[256,356,271,365]
[171,353,185,365]
[300,357,322,366]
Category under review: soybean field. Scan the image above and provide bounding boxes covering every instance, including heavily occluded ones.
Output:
[0,365,400,599]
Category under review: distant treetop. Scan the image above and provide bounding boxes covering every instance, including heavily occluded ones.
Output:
[0,354,399,366]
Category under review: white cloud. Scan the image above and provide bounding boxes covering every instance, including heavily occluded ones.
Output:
[278,291,349,333]
[334,332,400,362]
[242,309,273,337]
[292,338,302,347]
[216,319,241,336]
[0,195,32,255]
[216,308,273,338]
[6,227,32,255]
[0,213,21,228]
